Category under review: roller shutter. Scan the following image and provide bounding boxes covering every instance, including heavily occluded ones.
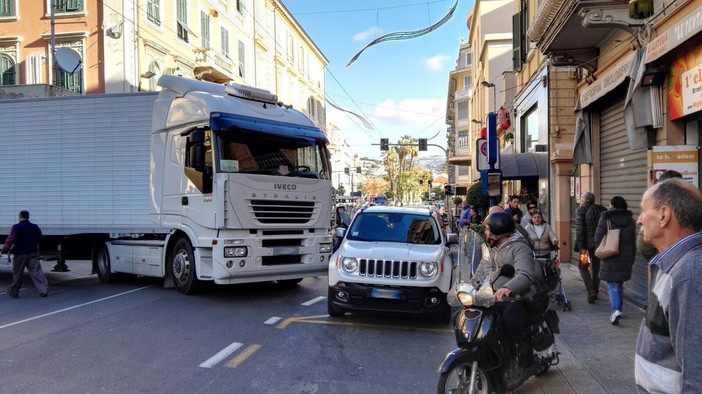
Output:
[599,99,649,306]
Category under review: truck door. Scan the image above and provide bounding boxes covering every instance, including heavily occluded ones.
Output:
[181,128,216,228]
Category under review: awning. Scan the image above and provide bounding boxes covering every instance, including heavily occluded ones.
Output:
[499,152,549,180]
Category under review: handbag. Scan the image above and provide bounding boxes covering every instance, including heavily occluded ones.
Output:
[595,220,620,259]
[579,250,591,269]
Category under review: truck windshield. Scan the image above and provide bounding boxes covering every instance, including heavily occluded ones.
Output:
[214,129,330,179]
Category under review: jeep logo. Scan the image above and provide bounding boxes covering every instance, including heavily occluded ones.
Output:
[274,183,296,190]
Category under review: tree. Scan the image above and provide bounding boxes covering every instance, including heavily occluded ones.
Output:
[465,182,489,212]
[363,177,389,196]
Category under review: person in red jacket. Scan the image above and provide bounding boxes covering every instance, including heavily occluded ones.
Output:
[1,210,48,298]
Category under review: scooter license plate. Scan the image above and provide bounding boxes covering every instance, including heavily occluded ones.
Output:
[370,288,402,299]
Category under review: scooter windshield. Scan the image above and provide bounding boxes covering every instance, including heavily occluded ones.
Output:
[456,228,491,283]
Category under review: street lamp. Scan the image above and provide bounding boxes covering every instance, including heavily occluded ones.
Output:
[481,81,496,112]
[471,119,483,124]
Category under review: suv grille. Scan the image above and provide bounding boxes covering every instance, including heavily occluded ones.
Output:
[359,259,418,279]
[249,200,315,224]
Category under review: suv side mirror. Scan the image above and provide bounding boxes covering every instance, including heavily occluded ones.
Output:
[334,227,347,238]
[445,233,459,245]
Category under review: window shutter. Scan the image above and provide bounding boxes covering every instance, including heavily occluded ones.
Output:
[221,27,229,58]
[512,12,523,72]
[1,55,16,85]
[200,11,210,48]
[0,0,14,16]
[238,40,245,78]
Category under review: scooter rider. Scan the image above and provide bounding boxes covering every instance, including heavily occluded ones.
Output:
[473,211,549,346]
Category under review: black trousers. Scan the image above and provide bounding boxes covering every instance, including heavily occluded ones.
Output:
[579,248,601,296]
[10,253,48,297]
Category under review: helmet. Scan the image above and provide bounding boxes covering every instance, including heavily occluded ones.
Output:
[484,211,515,236]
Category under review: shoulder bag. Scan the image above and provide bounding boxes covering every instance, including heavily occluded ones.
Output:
[595,220,620,259]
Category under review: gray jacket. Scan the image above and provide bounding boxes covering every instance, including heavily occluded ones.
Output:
[473,232,545,299]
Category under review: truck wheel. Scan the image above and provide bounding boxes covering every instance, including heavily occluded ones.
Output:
[327,288,346,317]
[95,243,115,284]
[170,238,201,294]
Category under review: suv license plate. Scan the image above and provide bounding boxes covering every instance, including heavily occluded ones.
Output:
[370,288,402,299]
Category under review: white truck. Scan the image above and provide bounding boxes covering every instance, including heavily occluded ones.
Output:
[0,76,334,293]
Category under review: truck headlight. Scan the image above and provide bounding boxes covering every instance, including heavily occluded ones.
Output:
[341,257,358,273]
[418,262,438,278]
[224,246,248,258]
[319,243,333,253]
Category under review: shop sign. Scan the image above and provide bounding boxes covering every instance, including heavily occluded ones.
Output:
[646,4,702,63]
[652,145,699,188]
[669,46,702,120]
[580,52,635,108]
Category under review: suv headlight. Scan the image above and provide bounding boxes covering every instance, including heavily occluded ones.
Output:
[341,257,358,273]
[418,262,438,278]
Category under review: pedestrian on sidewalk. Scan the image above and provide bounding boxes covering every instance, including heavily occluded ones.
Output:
[525,211,558,259]
[594,196,636,325]
[635,179,702,393]
[574,191,607,303]
[1,210,49,298]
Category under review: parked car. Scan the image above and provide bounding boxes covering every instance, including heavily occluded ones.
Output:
[327,205,458,322]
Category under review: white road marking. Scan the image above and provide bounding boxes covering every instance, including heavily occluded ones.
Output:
[264,316,282,325]
[199,342,243,369]
[0,286,152,331]
[301,296,325,306]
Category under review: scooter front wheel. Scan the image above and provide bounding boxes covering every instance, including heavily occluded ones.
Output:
[438,359,492,394]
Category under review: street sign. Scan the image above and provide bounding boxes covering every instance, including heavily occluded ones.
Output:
[476,138,488,170]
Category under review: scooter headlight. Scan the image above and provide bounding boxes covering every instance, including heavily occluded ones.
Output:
[457,291,475,307]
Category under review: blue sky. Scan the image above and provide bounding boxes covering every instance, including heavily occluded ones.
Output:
[285,0,475,160]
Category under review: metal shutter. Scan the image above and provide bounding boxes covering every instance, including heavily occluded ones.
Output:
[599,99,649,306]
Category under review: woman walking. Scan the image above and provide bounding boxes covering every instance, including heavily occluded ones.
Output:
[525,211,558,258]
[594,196,636,325]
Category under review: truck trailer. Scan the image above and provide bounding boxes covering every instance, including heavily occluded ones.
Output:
[0,76,334,293]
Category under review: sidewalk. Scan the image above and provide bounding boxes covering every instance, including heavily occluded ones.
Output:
[515,262,644,393]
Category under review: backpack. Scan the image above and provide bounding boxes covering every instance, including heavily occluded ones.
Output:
[535,257,560,292]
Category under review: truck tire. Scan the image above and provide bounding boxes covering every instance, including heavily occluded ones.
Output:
[170,238,202,294]
[95,243,115,284]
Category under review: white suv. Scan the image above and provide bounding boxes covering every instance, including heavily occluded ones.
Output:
[327,205,458,322]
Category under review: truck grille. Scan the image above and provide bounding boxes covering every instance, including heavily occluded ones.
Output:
[359,259,418,279]
[249,200,315,224]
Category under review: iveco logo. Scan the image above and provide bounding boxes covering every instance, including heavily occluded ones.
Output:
[274,184,297,190]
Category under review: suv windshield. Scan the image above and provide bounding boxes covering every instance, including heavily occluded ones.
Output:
[347,212,441,244]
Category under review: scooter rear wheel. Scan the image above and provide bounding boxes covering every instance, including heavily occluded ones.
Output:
[438,359,492,394]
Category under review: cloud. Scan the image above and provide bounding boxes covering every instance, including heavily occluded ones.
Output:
[371,98,446,125]
[352,26,383,42]
[423,54,451,72]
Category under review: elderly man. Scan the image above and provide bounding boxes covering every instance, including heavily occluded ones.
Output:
[635,179,702,393]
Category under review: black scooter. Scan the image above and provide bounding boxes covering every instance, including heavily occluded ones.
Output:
[437,265,560,393]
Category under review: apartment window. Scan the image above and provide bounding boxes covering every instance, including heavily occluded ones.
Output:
[146,0,161,26]
[26,53,44,84]
[53,67,82,93]
[457,102,468,120]
[0,55,15,85]
[176,0,189,43]
[0,0,15,16]
[54,0,82,12]
[238,40,245,78]
[147,61,161,91]
[463,76,471,90]
[221,27,230,58]
[200,11,210,48]
[512,8,527,72]
[236,0,243,13]
[458,131,468,147]
[523,106,539,152]
[464,52,471,67]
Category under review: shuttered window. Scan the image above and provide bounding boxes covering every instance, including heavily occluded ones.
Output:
[0,55,15,85]
[221,27,230,58]
[0,0,14,16]
[53,68,82,93]
[238,40,245,78]
[54,0,82,12]
[146,0,160,26]
[200,11,210,48]
[176,0,189,43]
[512,11,524,72]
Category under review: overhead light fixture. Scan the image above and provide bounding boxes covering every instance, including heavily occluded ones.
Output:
[641,67,666,87]
[481,81,495,88]
[141,71,156,79]
[471,119,483,124]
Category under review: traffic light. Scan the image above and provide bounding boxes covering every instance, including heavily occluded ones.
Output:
[418,138,427,151]
[443,185,453,195]
[380,138,389,151]
[344,167,350,175]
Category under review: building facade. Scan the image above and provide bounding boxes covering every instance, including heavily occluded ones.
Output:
[446,40,472,190]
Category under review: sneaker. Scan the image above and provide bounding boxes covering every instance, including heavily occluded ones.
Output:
[610,310,622,325]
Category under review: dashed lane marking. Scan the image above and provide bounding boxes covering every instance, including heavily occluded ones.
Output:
[199,342,243,368]
[225,344,262,368]
[301,296,325,306]
[276,315,452,333]
[264,316,282,325]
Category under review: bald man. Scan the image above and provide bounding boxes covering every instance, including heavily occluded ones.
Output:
[635,179,702,393]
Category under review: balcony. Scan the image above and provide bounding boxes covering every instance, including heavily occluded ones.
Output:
[527,0,649,72]
[448,145,471,166]
[193,48,234,84]
[454,88,472,101]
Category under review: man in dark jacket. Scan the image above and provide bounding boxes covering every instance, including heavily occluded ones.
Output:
[1,210,48,297]
[574,191,606,303]
[595,196,636,325]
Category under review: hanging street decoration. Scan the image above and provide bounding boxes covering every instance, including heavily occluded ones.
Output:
[345,0,459,67]
[325,97,374,129]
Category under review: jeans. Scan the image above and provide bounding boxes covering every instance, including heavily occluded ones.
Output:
[607,282,623,312]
